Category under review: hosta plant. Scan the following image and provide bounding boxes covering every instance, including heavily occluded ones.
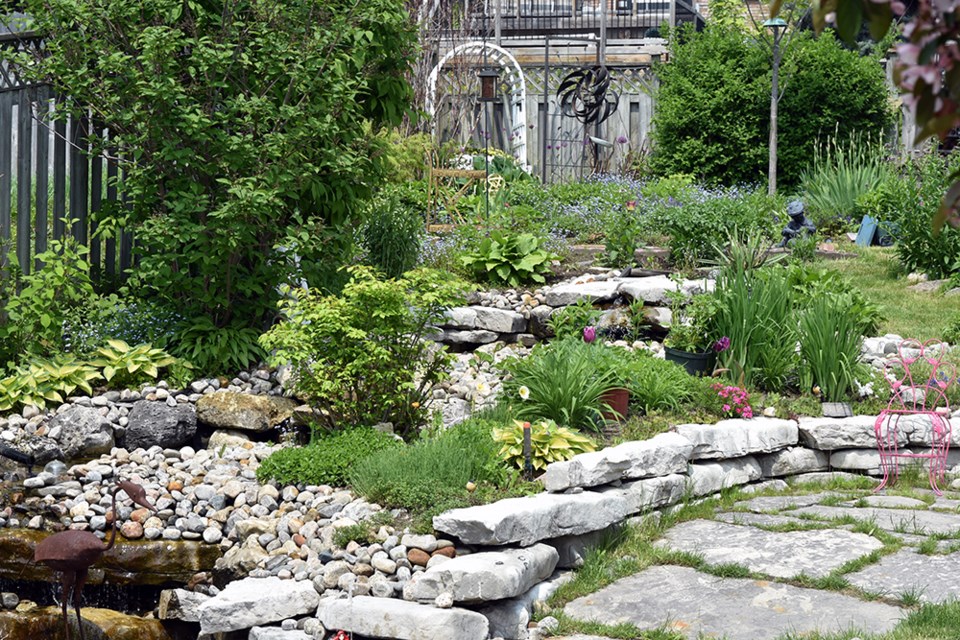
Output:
[0,356,101,411]
[493,419,596,472]
[459,232,557,287]
[89,340,180,390]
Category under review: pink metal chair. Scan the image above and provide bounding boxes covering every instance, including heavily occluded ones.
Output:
[875,339,956,495]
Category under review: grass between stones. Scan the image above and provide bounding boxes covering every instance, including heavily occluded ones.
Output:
[542,478,960,639]
[774,601,960,640]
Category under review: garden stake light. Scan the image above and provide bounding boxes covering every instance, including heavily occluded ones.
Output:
[522,421,534,479]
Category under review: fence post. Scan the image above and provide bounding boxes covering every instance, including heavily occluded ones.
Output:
[0,90,12,267]
[16,86,33,274]
[35,85,50,271]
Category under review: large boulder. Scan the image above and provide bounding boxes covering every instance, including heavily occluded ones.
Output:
[195,391,298,432]
[46,406,114,459]
[197,576,319,634]
[125,401,197,450]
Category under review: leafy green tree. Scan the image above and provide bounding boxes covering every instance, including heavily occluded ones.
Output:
[12,0,416,331]
[650,25,891,188]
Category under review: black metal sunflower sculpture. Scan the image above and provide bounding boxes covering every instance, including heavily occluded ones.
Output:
[556,65,619,125]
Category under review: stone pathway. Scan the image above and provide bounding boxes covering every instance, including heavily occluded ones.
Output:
[558,488,960,640]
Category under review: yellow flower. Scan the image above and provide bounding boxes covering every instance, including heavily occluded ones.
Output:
[519,386,530,401]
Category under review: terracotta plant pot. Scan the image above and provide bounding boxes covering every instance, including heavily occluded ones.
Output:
[600,387,630,422]
[664,346,716,377]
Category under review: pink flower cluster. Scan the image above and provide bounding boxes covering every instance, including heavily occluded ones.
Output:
[712,383,753,419]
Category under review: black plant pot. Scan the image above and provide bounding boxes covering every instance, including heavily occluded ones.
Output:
[664,346,716,377]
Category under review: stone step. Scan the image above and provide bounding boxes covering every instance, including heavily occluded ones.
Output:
[563,565,903,640]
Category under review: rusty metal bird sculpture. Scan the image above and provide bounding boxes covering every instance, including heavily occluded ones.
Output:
[33,478,156,640]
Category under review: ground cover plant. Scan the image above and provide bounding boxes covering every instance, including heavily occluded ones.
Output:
[349,415,541,532]
[256,426,402,488]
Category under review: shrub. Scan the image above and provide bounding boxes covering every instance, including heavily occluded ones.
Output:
[256,427,401,487]
[362,182,424,279]
[17,0,416,331]
[0,239,98,371]
[945,313,960,345]
[459,232,557,287]
[892,156,960,279]
[500,338,620,431]
[492,419,596,471]
[260,266,464,437]
[785,263,884,335]
[646,186,782,268]
[651,25,890,188]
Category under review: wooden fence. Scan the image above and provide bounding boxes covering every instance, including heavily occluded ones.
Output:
[0,31,132,284]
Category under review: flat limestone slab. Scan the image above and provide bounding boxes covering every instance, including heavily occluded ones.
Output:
[673,418,798,460]
[714,512,816,529]
[564,565,903,640]
[403,544,559,603]
[847,549,960,603]
[792,505,960,535]
[542,432,693,492]
[317,596,488,640]
[433,489,629,546]
[733,493,838,513]
[852,496,929,509]
[655,520,883,578]
[544,280,623,307]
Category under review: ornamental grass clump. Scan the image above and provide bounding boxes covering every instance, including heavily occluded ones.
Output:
[500,337,620,431]
[797,296,867,402]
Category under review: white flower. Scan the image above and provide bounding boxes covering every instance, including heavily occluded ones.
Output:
[476,381,491,397]
[853,379,875,398]
[519,386,530,401]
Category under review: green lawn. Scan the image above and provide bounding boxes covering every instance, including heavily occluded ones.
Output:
[819,247,957,341]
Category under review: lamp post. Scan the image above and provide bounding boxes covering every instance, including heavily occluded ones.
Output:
[764,17,786,196]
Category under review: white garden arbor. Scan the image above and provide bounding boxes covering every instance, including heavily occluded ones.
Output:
[426,41,529,170]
